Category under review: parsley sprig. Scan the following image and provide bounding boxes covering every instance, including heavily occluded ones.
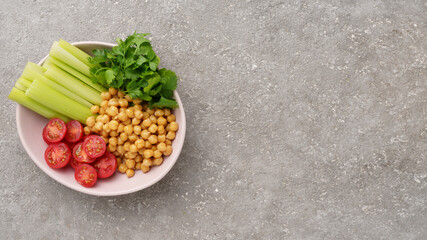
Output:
[88,33,178,109]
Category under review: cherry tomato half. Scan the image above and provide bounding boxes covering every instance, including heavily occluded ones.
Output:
[73,142,95,163]
[74,164,97,188]
[42,118,67,143]
[65,120,83,143]
[70,158,83,169]
[92,152,117,178]
[83,135,106,158]
[44,142,71,168]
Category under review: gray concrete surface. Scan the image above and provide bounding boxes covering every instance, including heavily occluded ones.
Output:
[1,0,426,239]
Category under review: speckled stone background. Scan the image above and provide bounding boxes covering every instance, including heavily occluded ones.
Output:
[0,0,426,239]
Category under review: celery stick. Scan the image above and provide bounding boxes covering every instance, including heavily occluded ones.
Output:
[49,41,91,77]
[21,62,44,81]
[17,78,32,89]
[59,39,94,67]
[46,56,106,92]
[14,82,26,91]
[8,87,70,122]
[26,80,92,123]
[35,76,93,108]
[44,64,101,105]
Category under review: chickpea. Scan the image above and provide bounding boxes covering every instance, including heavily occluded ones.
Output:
[132,118,141,125]
[117,112,128,122]
[135,139,145,149]
[102,124,110,132]
[117,145,125,155]
[133,125,142,135]
[126,108,135,118]
[143,149,154,158]
[166,131,176,140]
[109,130,118,137]
[157,142,167,152]
[167,114,176,122]
[153,157,163,166]
[134,110,143,119]
[109,120,119,130]
[96,115,102,122]
[116,157,122,165]
[94,122,103,132]
[142,158,153,167]
[133,98,142,104]
[157,117,167,126]
[125,159,136,169]
[117,124,124,133]
[86,116,95,127]
[135,162,141,170]
[146,109,154,115]
[101,115,110,124]
[123,119,131,125]
[108,98,119,107]
[125,95,132,102]
[124,151,138,159]
[145,140,152,149]
[158,134,166,143]
[165,139,172,145]
[166,125,170,131]
[118,98,128,108]
[157,125,165,135]
[130,144,138,153]
[141,165,150,173]
[118,164,127,173]
[100,100,108,108]
[164,109,171,116]
[101,91,111,100]
[148,124,158,133]
[101,136,108,144]
[90,105,100,114]
[108,87,118,96]
[124,125,133,135]
[151,145,157,151]
[169,122,179,131]
[149,115,157,124]
[141,130,150,140]
[117,137,125,145]
[117,90,125,98]
[142,112,150,120]
[148,135,158,144]
[84,126,91,135]
[153,150,162,158]
[128,134,138,142]
[106,106,119,117]
[164,146,173,156]
[108,144,117,152]
[134,104,142,111]
[123,142,131,151]
[109,137,118,146]
[126,168,135,178]
[135,154,143,163]
[138,149,144,155]
[99,108,105,115]
[142,119,152,128]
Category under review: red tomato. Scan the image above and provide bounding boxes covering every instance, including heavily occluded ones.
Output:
[65,120,83,143]
[92,152,117,178]
[83,135,106,158]
[70,158,83,169]
[73,142,95,163]
[74,164,97,188]
[44,142,71,168]
[42,118,67,143]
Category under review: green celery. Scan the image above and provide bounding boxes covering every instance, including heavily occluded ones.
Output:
[8,87,70,122]
[26,80,92,123]
[14,82,26,91]
[35,75,93,108]
[21,62,44,81]
[59,39,94,67]
[17,78,32,89]
[46,56,106,92]
[44,64,102,105]
[49,41,91,77]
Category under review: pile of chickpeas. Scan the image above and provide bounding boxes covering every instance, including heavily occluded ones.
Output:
[83,87,178,178]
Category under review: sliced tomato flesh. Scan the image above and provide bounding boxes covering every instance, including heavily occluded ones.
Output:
[74,164,97,188]
[70,158,83,169]
[65,120,83,143]
[93,152,117,178]
[73,142,95,163]
[83,135,106,158]
[42,118,67,143]
[44,142,71,168]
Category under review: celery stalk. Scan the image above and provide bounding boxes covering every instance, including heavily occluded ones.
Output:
[14,82,26,91]
[59,39,94,67]
[26,80,92,123]
[49,41,91,77]
[17,78,32,89]
[8,87,70,122]
[44,64,102,105]
[35,76,93,108]
[46,56,106,92]
[21,62,44,81]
